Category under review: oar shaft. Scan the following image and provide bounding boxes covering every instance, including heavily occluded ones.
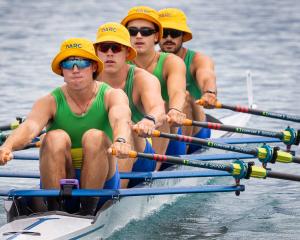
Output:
[221,103,300,123]
[267,171,300,181]
[134,152,233,172]
[185,120,283,140]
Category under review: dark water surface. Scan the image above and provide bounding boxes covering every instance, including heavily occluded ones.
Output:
[0,0,300,239]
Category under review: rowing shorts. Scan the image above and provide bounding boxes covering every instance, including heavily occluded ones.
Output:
[187,127,211,154]
[159,127,187,170]
[165,127,186,155]
[62,165,120,213]
[128,139,156,187]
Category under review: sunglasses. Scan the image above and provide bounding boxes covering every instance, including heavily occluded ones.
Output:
[163,29,183,38]
[128,27,157,37]
[60,59,92,70]
[98,43,123,53]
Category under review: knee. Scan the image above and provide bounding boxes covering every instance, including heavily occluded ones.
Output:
[82,129,111,149]
[41,130,71,151]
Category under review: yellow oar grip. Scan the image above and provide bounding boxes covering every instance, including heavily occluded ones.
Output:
[152,130,161,137]
[195,99,222,109]
[129,150,138,158]
[183,119,193,126]
[10,120,20,130]
[195,99,204,106]
[110,149,137,158]
[215,101,222,108]
[276,151,293,163]
[250,166,267,178]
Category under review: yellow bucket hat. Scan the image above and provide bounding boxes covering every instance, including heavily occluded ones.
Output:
[121,6,163,41]
[94,22,137,61]
[51,38,104,76]
[158,8,193,42]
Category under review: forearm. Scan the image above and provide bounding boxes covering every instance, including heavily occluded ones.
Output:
[112,119,132,143]
[197,71,217,94]
[2,121,37,151]
[146,105,165,128]
[168,90,186,112]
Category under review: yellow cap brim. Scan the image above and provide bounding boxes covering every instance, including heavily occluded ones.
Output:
[94,36,137,61]
[51,49,104,76]
[161,21,193,42]
[121,13,163,41]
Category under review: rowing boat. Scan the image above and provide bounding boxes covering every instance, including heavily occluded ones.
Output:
[0,110,251,240]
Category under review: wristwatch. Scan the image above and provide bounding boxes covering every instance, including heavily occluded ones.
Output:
[115,137,126,143]
[143,114,156,124]
[204,90,217,95]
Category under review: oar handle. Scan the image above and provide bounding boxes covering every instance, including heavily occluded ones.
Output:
[195,99,222,108]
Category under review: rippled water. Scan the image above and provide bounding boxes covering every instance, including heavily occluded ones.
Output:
[0,0,300,239]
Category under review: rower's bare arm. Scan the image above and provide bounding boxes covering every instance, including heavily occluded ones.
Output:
[106,88,131,141]
[194,54,217,107]
[165,54,186,112]
[0,95,55,164]
[165,54,187,126]
[137,69,165,127]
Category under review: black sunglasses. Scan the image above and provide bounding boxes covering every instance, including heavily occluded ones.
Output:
[128,27,157,37]
[98,43,123,53]
[163,29,183,38]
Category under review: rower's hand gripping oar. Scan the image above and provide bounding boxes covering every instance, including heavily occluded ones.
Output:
[150,130,300,166]
[111,149,300,182]
[183,119,300,146]
[196,99,300,124]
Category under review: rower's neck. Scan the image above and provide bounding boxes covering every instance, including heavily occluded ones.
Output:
[66,81,96,101]
[176,47,187,60]
[134,49,157,72]
[98,64,129,89]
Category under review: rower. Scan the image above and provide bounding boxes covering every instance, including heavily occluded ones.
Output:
[94,22,165,186]
[0,38,133,215]
[121,6,188,164]
[158,8,217,153]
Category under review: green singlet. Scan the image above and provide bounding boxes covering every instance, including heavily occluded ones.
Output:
[47,83,113,168]
[185,49,202,99]
[128,53,170,103]
[152,52,169,102]
[124,65,144,123]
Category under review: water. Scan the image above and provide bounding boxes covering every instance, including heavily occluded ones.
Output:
[0,0,300,239]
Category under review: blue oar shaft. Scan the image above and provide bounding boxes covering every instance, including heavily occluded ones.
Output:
[0,185,245,197]
[0,170,232,179]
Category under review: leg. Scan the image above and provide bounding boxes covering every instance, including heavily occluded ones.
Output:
[182,91,194,137]
[151,120,170,170]
[187,101,211,154]
[80,129,116,214]
[40,130,73,210]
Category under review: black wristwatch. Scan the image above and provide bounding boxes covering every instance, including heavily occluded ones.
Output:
[204,90,217,95]
[143,114,156,124]
[115,137,126,143]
